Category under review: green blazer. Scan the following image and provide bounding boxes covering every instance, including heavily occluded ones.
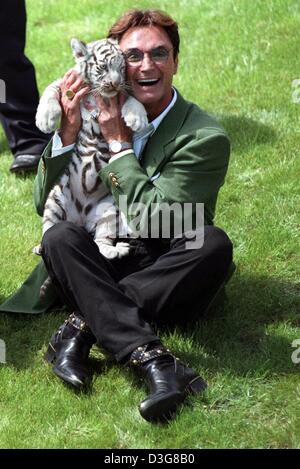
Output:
[0,90,230,315]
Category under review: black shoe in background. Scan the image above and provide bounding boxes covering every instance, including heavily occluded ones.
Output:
[10,154,40,173]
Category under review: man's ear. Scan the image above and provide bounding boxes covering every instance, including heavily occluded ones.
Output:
[70,38,88,62]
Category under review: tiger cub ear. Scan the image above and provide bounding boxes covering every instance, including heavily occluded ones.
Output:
[70,38,89,62]
[108,37,119,46]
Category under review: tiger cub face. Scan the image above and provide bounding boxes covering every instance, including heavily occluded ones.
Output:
[71,37,126,98]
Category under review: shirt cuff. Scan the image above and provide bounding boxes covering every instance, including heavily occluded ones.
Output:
[109,149,135,163]
[51,130,76,157]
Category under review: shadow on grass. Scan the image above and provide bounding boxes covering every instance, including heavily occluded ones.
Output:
[218,115,278,153]
[0,271,299,379]
[0,309,65,369]
[13,170,37,180]
[158,271,300,377]
[0,306,114,377]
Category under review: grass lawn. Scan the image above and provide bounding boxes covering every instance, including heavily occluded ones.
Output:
[0,0,299,449]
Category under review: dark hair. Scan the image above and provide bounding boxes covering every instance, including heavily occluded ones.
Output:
[108,9,179,59]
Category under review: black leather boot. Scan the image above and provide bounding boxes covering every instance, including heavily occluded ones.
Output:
[129,343,207,422]
[44,313,96,390]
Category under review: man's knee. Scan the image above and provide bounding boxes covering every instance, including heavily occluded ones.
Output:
[41,222,86,253]
[203,225,233,268]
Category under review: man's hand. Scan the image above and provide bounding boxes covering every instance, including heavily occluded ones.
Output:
[95,94,133,155]
[59,69,90,146]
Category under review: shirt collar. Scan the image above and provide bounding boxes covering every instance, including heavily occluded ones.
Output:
[132,87,178,143]
[150,87,178,131]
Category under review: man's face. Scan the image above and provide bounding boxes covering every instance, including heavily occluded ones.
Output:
[119,25,178,118]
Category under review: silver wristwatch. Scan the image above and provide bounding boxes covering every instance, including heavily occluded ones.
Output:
[108,140,132,154]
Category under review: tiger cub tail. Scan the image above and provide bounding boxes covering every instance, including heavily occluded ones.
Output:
[40,276,52,300]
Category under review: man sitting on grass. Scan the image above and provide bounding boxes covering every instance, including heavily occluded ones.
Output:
[1,9,233,422]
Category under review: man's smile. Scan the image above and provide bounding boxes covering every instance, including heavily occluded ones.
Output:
[136,78,161,88]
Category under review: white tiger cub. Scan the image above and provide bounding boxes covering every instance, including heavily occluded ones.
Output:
[35,37,148,267]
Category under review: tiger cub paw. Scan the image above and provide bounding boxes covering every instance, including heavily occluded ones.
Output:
[96,241,130,259]
[36,98,62,133]
[32,244,42,256]
[121,97,148,132]
[115,241,130,257]
[123,111,148,132]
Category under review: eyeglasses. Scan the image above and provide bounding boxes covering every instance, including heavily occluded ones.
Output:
[124,47,172,65]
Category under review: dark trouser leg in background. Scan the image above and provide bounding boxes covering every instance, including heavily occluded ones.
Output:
[0,0,50,164]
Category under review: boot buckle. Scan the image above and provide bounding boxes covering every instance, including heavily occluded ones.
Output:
[129,344,172,366]
[67,313,92,335]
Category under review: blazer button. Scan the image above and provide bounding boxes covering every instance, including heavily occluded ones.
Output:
[109,173,119,187]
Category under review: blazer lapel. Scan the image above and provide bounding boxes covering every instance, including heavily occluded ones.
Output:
[140,90,191,178]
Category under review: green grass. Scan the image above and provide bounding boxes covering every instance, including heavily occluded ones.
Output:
[0,0,299,449]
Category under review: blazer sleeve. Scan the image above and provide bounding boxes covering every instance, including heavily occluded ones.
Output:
[99,131,230,233]
[33,139,72,216]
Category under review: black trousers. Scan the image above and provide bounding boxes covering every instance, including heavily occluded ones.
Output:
[42,222,233,362]
[0,0,50,158]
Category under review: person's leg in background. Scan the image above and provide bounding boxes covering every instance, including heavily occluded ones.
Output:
[0,0,51,173]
